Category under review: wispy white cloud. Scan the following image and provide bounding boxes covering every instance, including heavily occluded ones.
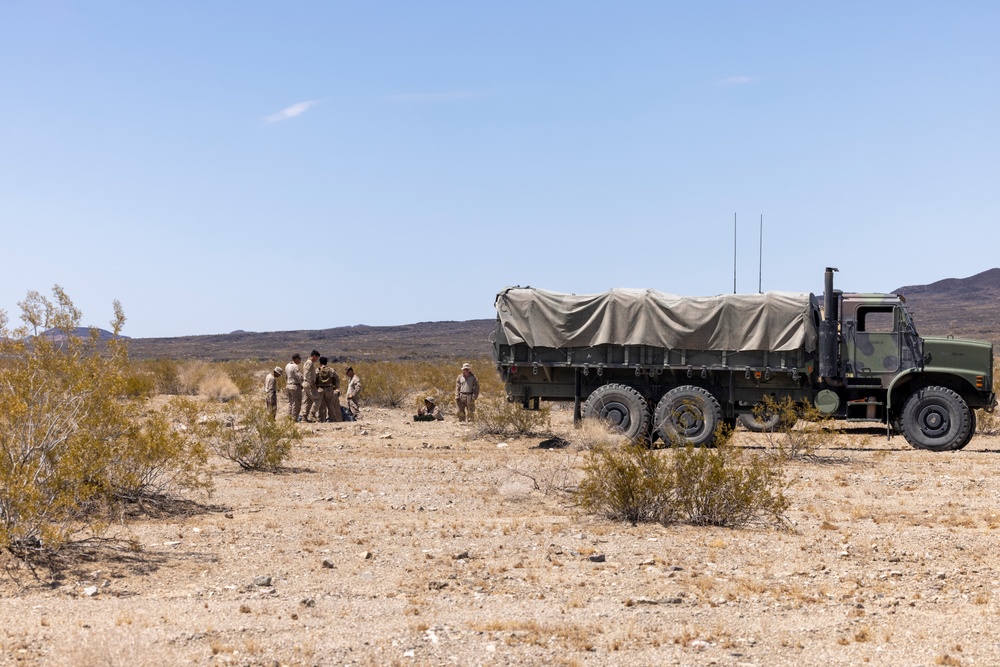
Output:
[722,76,756,85]
[384,90,493,103]
[264,100,319,123]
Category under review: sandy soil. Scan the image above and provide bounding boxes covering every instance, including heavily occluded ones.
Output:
[2,403,1000,667]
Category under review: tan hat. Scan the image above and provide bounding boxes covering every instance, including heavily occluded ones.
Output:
[461,363,471,370]
[273,366,283,374]
[424,396,435,403]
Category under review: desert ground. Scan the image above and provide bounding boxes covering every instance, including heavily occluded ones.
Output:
[2,401,1000,667]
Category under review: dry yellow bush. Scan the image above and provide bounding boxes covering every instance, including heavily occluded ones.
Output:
[198,371,241,402]
[0,287,210,559]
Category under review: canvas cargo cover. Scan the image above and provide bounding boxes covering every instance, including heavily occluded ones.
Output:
[495,287,819,353]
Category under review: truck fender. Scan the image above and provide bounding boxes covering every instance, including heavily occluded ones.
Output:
[885,369,925,411]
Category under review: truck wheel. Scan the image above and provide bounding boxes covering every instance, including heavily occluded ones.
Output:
[654,386,722,447]
[951,409,977,451]
[900,386,972,452]
[738,411,782,433]
[582,384,651,442]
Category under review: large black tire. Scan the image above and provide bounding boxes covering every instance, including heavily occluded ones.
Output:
[738,411,783,433]
[899,386,972,452]
[951,409,977,451]
[582,384,651,442]
[654,386,722,447]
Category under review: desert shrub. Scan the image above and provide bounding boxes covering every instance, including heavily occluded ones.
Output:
[199,396,301,471]
[573,418,632,450]
[356,361,410,408]
[576,428,788,528]
[101,406,210,502]
[977,408,1000,436]
[978,370,1000,436]
[175,361,210,395]
[120,369,157,399]
[670,440,789,527]
[198,371,241,402]
[756,395,833,459]
[472,395,551,438]
[576,443,673,522]
[0,287,210,559]
[135,359,184,394]
[216,360,260,395]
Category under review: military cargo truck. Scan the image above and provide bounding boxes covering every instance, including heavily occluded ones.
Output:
[492,268,995,451]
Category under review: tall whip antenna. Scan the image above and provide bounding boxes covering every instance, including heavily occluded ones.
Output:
[733,212,737,294]
[758,214,763,293]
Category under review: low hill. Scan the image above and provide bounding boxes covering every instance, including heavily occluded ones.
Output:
[124,270,1000,363]
[893,268,1000,347]
[127,319,497,362]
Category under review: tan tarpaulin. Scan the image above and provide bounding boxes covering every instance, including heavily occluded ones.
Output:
[495,287,819,352]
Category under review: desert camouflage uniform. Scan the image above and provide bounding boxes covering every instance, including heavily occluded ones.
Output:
[316,365,343,422]
[302,356,319,421]
[455,371,480,422]
[346,373,362,419]
[285,361,303,420]
[264,372,278,418]
[417,402,444,421]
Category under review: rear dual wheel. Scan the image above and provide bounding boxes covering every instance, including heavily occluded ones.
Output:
[582,384,651,442]
[653,386,722,447]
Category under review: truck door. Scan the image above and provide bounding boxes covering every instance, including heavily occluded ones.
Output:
[850,305,902,378]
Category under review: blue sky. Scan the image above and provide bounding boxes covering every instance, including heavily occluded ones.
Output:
[2,2,998,338]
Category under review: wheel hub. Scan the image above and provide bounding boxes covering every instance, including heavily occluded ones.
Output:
[600,403,630,430]
[673,406,704,436]
[918,406,949,436]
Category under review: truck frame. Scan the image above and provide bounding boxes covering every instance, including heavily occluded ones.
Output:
[492,268,995,451]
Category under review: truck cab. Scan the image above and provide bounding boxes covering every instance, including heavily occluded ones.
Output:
[840,294,922,387]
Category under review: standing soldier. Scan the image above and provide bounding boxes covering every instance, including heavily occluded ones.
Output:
[455,362,480,422]
[285,354,304,421]
[301,350,321,422]
[264,366,283,419]
[345,366,362,420]
[316,356,343,423]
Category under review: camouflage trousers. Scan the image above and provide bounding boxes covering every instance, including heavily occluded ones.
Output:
[456,394,476,422]
[317,387,342,422]
[302,383,319,421]
[285,386,302,420]
[347,395,360,419]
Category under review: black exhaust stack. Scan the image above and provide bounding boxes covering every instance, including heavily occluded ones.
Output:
[818,267,840,380]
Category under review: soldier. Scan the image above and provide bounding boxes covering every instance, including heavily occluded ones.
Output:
[284,354,304,421]
[455,362,480,422]
[316,356,343,423]
[301,350,321,422]
[264,366,283,419]
[415,396,444,421]
[345,366,361,419]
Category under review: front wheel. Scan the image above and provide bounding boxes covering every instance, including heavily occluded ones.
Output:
[951,408,977,451]
[582,384,651,442]
[900,386,972,452]
[653,386,722,447]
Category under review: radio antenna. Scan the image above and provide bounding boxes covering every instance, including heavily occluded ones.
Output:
[758,214,763,293]
[733,212,737,294]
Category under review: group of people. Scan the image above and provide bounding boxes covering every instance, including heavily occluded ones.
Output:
[263,358,481,424]
[263,350,361,422]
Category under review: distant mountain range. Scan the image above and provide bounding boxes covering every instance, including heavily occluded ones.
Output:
[892,268,1000,345]
[126,320,497,362]
[111,269,1000,362]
